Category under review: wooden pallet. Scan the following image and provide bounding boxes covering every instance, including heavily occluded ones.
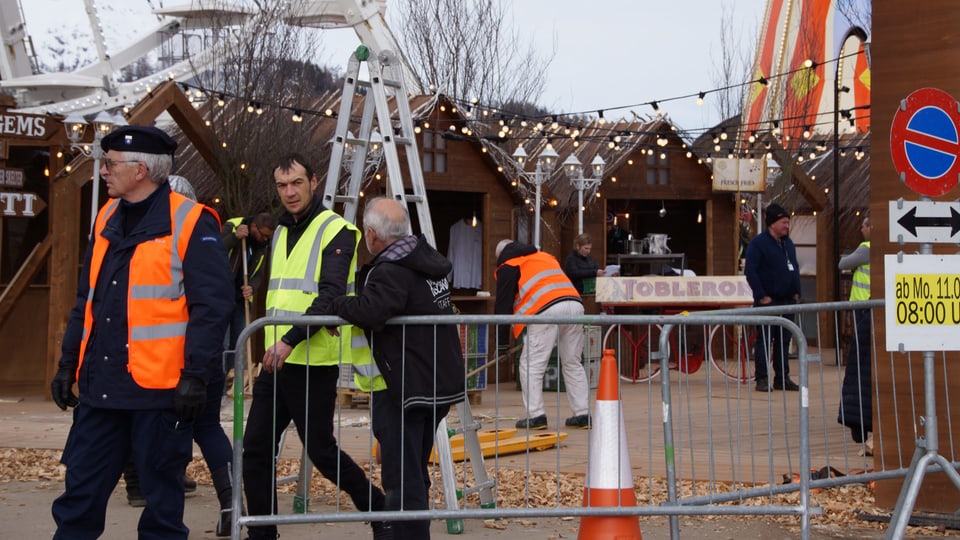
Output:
[337,387,369,408]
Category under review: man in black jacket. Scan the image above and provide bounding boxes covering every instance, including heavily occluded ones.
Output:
[744,203,801,392]
[330,197,465,539]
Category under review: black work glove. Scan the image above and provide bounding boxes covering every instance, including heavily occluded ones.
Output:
[51,364,79,410]
[173,376,206,422]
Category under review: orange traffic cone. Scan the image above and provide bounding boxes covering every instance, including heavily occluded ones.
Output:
[578,348,643,540]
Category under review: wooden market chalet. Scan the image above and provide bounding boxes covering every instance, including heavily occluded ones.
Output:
[0,0,873,395]
[0,76,873,395]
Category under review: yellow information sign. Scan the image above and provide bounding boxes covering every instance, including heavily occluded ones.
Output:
[893,274,960,325]
[885,254,960,351]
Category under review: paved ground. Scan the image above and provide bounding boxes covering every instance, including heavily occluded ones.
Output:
[0,479,882,539]
[0,372,934,539]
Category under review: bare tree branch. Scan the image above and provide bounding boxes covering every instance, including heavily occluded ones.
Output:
[836,0,871,34]
[393,0,554,107]
[182,0,340,217]
[710,1,755,132]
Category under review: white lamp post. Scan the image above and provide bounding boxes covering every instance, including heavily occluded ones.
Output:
[564,153,606,234]
[513,144,558,248]
[64,110,116,233]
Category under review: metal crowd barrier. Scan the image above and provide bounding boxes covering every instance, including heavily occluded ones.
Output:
[222,299,954,539]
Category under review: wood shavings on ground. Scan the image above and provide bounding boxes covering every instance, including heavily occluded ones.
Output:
[3,447,958,537]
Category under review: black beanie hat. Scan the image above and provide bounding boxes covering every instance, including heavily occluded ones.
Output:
[765,203,790,227]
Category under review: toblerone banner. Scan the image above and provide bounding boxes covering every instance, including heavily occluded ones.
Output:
[595,276,753,306]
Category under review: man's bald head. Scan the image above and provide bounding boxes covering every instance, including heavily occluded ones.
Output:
[362,197,411,255]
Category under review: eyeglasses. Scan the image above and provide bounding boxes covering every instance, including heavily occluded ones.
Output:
[102,158,141,170]
[251,224,274,242]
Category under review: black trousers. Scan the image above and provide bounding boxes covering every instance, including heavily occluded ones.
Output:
[242,364,384,539]
[754,308,796,383]
[53,405,193,540]
[372,391,449,539]
[839,308,873,442]
[125,377,232,493]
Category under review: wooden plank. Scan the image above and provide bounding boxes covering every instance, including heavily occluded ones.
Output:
[872,0,960,511]
[430,431,568,464]
[0,235,51,326]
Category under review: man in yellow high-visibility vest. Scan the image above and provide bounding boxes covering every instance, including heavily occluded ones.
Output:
[241,154,388,540]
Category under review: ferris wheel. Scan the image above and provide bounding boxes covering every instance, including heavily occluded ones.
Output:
[0,0,417,117]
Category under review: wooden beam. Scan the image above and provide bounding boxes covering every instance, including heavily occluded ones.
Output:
[47,150,79,395]
[814,211,837,341]
[126,81,219,172]
[0,234,52,325]
[768,139,828,210]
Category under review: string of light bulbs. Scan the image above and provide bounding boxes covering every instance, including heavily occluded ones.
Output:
[171,46,870,161]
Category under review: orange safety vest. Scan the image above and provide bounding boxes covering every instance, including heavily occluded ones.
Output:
[501,251,580,338]
[77,192,211,389]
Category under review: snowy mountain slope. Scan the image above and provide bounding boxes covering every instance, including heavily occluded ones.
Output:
[20,0,160,73]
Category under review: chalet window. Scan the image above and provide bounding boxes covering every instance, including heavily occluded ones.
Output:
[422,130,447,173]
[645,151,670,185]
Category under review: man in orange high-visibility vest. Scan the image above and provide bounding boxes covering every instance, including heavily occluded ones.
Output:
[495,239,591,431]
[50,125,233,539]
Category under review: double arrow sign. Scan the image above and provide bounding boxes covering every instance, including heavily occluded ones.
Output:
[889,200,960,243]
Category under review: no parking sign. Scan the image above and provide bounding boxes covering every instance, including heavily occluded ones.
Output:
[890,87,960,197]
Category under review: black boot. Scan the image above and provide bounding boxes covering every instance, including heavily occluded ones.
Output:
[371,520,394,540]
[182,466,197,495]
[211,465,235,537]
[123,460,146,507]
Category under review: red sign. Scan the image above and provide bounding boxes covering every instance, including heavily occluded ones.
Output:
[890,88,960,197]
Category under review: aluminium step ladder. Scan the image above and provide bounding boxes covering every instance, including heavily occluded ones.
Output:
[323,45,435,246]
[434,399,497,533]
[279,46,495,531]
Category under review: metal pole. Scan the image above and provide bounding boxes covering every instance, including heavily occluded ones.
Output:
[833,53,841,301]
[756,193,763,236]
[577,177,585,234]
[89,147,103,235]
[534,161,542,249]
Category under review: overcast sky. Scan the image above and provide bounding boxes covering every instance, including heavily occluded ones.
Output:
[318,0,768,131]
[22,0,767,131]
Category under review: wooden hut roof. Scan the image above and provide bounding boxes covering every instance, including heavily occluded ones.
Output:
[464,112,676,220]
[689,114,872,228]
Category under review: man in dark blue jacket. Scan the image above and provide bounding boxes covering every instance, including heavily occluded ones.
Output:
[744,203,801,392]
[330,197,465,539]
[49,125,233,539]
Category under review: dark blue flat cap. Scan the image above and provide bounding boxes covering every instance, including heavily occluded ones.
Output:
[101,125,177,155]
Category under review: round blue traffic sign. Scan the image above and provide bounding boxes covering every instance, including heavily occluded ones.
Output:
[906,107,958,178]
[891,88,960,197]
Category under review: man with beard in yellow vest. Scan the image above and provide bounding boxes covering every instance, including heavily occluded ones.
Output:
[221,212,275,351]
